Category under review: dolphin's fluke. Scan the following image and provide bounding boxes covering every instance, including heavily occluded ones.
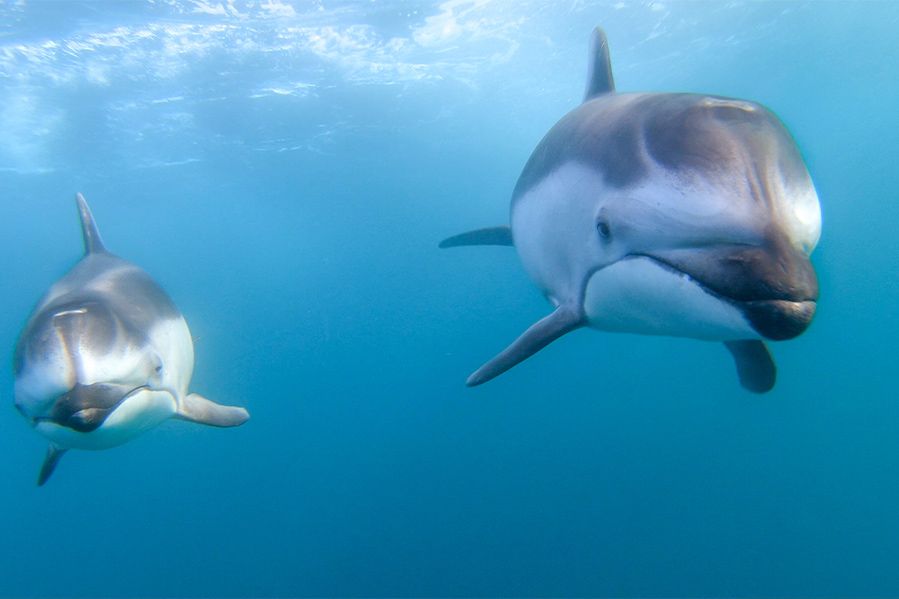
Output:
[439,226,513,249]
[75,193,107,255]
[175,393,250,427]
[724,340,776,394]
[37,445,67,487]
[467,305,584,386]
[584,27,615,101]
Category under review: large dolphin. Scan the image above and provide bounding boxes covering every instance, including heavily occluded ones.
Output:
[14,194,249,485]
[441,28,821,393]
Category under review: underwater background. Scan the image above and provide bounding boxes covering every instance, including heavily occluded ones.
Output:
[2,0,899,596]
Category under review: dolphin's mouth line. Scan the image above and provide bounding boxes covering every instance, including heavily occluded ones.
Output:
[621,253,818,307]
[32,384,150,431]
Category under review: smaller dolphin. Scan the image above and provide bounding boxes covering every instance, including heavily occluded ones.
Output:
[14,194,249,485]
[441,28,821,392]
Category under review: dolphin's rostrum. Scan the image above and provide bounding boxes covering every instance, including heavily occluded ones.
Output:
[441,27,821,393]
[14,194,250,485]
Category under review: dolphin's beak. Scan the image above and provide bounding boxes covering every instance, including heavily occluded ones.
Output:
[644,238,818,340]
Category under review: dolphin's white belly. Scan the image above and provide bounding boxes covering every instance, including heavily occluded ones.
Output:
[583,256,758,340]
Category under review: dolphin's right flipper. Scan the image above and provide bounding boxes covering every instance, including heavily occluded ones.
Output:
[37,445,67,487]
[467,306,584,386]
[176,393,250,427]
[439,226,513,248]
[724,340,776,393]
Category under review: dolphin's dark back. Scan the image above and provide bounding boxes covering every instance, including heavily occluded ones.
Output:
[511,93,811,207]
[14,254,180,376]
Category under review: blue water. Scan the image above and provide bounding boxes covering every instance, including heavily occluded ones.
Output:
[2,0,899,596]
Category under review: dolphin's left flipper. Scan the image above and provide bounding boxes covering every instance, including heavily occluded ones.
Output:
[467,306,584,386]
[439,226,513,248]
[37,445,67,487]
[176,394,250,427]
[724,340,776,394]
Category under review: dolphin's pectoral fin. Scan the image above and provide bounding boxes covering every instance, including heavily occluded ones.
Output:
[439,226,513,248]
[467,305,584,386]
[175,393,250,427]
[724,340,776,394]
[37,445,67,487]
[584,27,615,101]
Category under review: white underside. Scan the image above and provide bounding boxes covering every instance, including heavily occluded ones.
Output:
[583,256,758,340]
[35,388,177,450]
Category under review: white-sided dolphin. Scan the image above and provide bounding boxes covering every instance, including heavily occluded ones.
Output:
[441,28,821,393]
[14,194,249,485]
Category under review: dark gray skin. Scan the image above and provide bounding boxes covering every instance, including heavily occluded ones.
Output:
[441,27,821,393]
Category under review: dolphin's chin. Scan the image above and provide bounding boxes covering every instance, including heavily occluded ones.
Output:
[583,256,758,340]
[583,254,817,341]
[639,256,817,340]
[738,298,816,341]
[33,387,177,450]
[28,383,151,436]
[635,242,819,341]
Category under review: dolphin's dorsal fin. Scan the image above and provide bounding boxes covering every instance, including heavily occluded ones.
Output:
[37,445,67,486]
[584,27,615,101]
[75,193,106,255]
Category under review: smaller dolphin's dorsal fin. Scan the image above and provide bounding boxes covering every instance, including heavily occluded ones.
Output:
[584,27,615,101]
[75,193,106,255]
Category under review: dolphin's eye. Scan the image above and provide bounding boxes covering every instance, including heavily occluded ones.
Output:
[596,219,611,240]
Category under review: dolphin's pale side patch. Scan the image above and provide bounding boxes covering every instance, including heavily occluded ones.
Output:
[147,317,196,398]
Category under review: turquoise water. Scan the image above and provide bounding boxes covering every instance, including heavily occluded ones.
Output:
[2,0,899,596]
